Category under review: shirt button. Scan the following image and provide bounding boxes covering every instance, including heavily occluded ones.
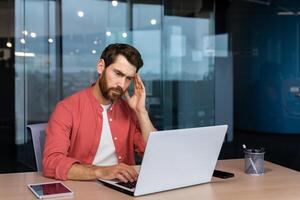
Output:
[118,156,122,160]
[109,118,112,122]
[114,137,118,140]
[110,108,113,111]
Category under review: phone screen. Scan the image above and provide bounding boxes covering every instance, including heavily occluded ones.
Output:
[29,182,72,196]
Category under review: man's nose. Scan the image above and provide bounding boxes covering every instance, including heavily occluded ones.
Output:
[117,77,126,89]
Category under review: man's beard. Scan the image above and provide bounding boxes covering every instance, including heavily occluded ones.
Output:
[98,69,124,102]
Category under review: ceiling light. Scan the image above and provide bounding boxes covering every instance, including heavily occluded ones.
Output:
[122,32,128,38]
[6,42,12,48]
[243,0,270,6]
[22,30,28,36]
[112,0,118,7]
[150,19,157,25]
[15,52,35,57]
[106,31,112,36]
[277,11,294,15]
[77,11,84,18]
[92,50,97,54]
[30,32,37,38]
[48,38,53,43]
[20,38,26,44]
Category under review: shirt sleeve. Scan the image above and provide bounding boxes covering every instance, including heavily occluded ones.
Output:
[131,112,146,157]
[42,102,80,180]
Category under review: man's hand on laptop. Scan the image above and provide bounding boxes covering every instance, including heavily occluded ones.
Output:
[94,163,138,183]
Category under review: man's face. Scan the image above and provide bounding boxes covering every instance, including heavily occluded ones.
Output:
[98,55,136,102]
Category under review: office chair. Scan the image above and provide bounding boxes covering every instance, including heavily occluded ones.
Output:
[27,123,47,171]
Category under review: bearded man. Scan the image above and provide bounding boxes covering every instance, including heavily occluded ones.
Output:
[43,43,156,182]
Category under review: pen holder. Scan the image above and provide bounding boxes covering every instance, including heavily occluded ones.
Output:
[244,149,265,176]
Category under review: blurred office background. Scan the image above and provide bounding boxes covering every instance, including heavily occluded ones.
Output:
[0,0,299,173]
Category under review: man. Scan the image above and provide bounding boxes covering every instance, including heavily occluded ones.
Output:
[43,43,156,182]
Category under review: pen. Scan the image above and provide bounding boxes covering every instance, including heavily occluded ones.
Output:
[243,144,258,174]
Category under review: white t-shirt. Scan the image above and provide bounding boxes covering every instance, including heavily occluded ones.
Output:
[92,104,118,166]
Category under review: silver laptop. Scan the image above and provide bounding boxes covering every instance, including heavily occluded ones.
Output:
[98,125,228,196]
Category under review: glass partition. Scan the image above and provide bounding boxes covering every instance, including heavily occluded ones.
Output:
[15,0,217,169]
[162,15,215,129]
[15,0,60,168]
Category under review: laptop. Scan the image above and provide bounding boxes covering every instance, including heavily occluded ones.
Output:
[98,125,228,196]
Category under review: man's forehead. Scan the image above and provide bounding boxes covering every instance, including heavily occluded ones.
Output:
[111,66,136,77]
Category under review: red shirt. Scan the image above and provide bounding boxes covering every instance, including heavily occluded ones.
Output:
[43,86,146,180]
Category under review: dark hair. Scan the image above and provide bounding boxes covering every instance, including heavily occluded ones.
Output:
[100,43,143,72]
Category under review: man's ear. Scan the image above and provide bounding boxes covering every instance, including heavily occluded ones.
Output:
[96,59,105,74]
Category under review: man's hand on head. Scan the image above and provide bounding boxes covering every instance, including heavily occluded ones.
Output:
[124,74,147,114]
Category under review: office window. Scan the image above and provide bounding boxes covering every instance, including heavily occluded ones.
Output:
[14,0,218,169]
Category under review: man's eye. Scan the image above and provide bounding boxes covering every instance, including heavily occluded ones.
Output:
[127,77,132,81]
[115,71,122,76]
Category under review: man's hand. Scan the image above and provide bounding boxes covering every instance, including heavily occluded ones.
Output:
[123,73,156,143]
[124,74,147,114]
[67,163,138,182]
[94,163,138,182]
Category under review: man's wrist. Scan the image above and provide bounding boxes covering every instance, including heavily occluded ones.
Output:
[67,163,98,180]
[135,108,148,117]
[92,165,102,179]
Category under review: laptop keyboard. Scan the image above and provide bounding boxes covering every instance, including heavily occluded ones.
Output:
[116,181,137,189]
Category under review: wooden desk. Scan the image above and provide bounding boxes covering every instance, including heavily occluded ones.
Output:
[1,159,300,200]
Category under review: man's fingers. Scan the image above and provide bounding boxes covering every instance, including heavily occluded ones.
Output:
[118,164,138,181]
[134,75,139,90]
[137,74,145,90]
[95,164,138,182]
[115,168,136,182]
[125,167,138,180]
[119,170,134,182]
[134,74,145,94]
[116,173,128,183]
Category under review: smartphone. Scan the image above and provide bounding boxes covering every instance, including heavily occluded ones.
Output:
[28,181,74,199]
[213,170,235,179]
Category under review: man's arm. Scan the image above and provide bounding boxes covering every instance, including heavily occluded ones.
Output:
[43,102,80,180]
[125,74,156,143]
[67,163,138,182]
[135,109,156,143]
